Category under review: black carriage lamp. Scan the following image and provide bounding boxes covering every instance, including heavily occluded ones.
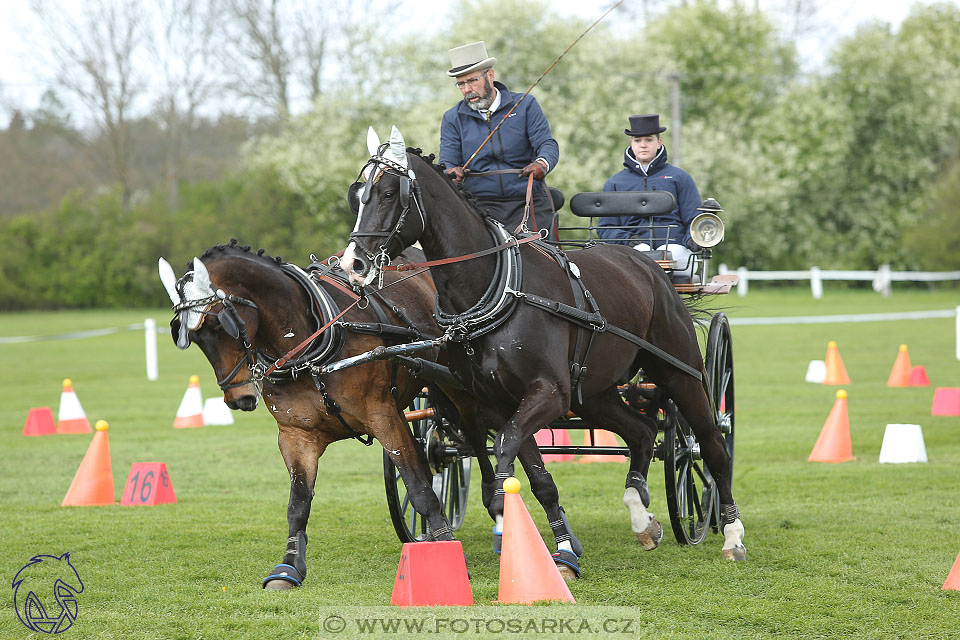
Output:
[690,198,725,249]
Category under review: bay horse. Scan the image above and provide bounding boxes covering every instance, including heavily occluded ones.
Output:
[158,241,497,589]
[341,127,746,565]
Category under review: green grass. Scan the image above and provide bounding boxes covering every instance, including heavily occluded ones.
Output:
[2,288,960,639]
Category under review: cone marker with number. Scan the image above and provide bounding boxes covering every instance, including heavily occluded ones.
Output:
[534,429,575,462]
[62,420,115,506]
[24,407,57,436]
[57,378,92,434]
[808,389,855,463]
[174,375,205,428]
[498,477,575,604]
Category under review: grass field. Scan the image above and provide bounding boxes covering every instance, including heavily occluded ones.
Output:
[2,286,960,639]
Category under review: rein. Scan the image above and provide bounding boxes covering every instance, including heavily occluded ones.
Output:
[381,232,543,272]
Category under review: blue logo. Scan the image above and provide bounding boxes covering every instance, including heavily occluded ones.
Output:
[12,552,84,634]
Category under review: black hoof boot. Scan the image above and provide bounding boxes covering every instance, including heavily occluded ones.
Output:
[552,549,581,580]
[263,530,307,589]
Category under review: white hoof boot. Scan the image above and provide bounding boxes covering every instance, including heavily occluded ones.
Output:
[623,487,662,551]
[721,518,746,561]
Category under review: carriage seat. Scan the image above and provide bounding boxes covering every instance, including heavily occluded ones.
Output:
[569,191,679,266]
[547,187,564,212]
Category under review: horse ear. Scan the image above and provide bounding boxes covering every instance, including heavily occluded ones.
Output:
[158,257,180,305]
[389,125,407,170]
[192,258,213,295]
[366,126,381,157]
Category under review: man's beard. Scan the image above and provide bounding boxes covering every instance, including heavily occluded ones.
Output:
[464,77,494,111]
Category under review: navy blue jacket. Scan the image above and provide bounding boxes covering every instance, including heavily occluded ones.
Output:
[597,145,701,246]
[439,81,559,199]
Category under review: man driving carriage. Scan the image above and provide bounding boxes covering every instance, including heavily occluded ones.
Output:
[439,41,560,234]
[598,114,703,282]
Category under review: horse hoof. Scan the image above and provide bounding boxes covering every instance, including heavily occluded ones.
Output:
[552,549,581,580]
[634,518,662,551]
[722,545,747,562]
[263,579,298,590]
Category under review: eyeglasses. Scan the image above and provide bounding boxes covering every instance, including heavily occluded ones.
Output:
[455,70,488,89]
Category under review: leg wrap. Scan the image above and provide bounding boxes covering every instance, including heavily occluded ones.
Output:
[625,471,650,508]
[263,530,307,588]
[721,502,741,527]
[430,524,452,540]
[549,507,583,557]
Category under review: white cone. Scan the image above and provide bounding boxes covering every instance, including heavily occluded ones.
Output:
[805,360,827,383]
[202,397,235,425]
[878,424,927,463]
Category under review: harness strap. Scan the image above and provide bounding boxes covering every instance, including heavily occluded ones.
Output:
[512,291,703,381]
[381,234,541,272]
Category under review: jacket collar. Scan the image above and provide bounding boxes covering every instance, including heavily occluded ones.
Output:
[623,144,667,176]
[458,81,513,119]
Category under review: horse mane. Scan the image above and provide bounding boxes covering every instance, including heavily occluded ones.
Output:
[192,238,285,273]
[406,147,493,221]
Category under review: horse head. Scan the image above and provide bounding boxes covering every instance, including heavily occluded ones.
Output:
[343,126,426,287]
[158,247,272,411]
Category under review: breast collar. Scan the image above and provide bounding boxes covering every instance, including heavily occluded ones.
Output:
[435,218,524,342]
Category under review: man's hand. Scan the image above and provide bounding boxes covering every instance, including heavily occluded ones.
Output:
[445,166,465,183]
[520,160,546,181]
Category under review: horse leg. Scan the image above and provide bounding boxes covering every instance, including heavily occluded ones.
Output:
[663,372,745,561]
[516,436,584,579]
[380,412,457,541]
[263,426,329,590]
[574,386,663,551]
[487,381,567,553]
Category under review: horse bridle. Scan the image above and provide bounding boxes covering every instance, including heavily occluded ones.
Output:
[172,285,262,391]
[348,146,426,274]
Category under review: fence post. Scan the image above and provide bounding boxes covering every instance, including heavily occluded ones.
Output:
[873,264,892,297]
[737,267,748,296]
[956,305,960,361]
[145,318,158,381]
[810,266,823,299]
[718,263,728,275]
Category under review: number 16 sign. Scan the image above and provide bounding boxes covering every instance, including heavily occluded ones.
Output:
[121,462,177,506]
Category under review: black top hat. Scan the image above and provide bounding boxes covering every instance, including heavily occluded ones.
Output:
[624,114,666,137]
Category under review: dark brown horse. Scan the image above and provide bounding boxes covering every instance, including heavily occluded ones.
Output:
[341,127,746,564]
[158,241,497,589]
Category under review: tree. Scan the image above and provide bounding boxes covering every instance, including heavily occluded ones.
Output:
[31,0,147,209]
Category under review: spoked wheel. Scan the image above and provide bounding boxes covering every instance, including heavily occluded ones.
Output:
[383,393,472,543]
[705,312,735,532]
[662,400,715,545]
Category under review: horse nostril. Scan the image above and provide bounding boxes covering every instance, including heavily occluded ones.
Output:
[352,259,367,275]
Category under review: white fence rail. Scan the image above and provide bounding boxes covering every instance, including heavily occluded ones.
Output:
[717,264,960,299]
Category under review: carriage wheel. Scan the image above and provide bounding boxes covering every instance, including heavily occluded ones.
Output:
[662,401,714,545]
[705,312,735,532]
[383,393,472,543]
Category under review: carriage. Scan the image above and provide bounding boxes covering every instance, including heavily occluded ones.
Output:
[161,127,745,589]
[383,186,739,548]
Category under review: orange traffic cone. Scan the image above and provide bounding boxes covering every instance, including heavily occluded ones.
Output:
[174,375,205,428]
[943,552,960,591]
[57,379,92,434]
[808,390,855,463]
[390,541,473,606]
[534,429,575,462]
[577,429,627,463]
[887,344,912,387]
[823,341,850,385]
[908,366,930,387]
[24,407,57,436]
[498,477,575,604]
[62,420,115,506]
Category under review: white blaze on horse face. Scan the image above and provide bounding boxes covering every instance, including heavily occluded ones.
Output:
[342,241,378,287]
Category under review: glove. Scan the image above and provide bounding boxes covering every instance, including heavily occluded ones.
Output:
[685,238,702,252]
[445,165,465,183]
[520,161,546,181]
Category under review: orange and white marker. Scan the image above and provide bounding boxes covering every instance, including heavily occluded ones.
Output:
[174,375,205,428]
[57,379,92,434]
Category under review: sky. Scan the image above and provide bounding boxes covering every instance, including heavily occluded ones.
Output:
[0,0,950,120]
